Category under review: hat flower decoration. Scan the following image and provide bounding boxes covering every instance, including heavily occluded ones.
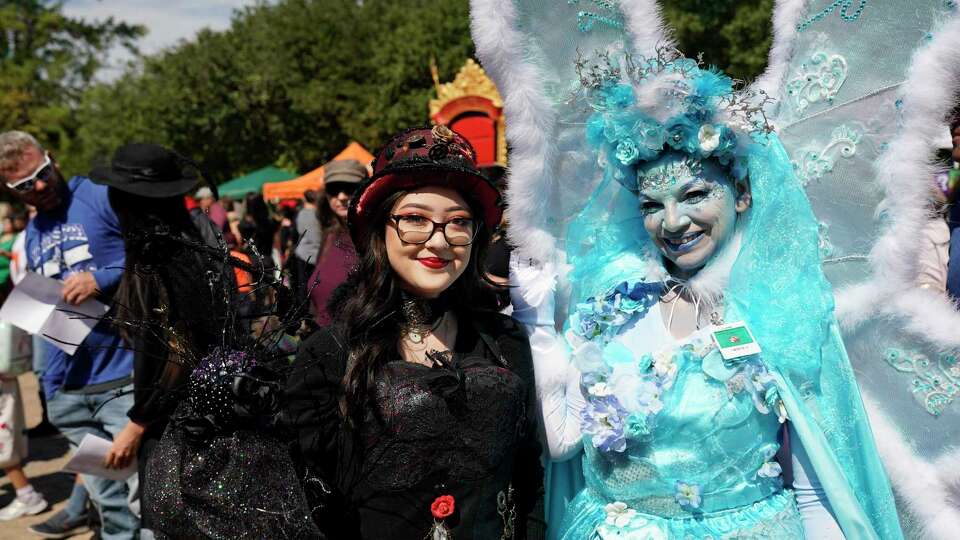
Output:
[578,48,774,191]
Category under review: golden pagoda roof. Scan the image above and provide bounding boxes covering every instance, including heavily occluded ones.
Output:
[429,59,503,118]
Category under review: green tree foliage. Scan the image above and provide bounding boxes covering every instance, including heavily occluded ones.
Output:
[0,1,143,173]
[347,0,474,146]
[59,0,773,184]
[662,0,774,82]
[70,0,474,183]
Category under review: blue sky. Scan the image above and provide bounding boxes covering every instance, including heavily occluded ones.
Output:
[62,0,258,78]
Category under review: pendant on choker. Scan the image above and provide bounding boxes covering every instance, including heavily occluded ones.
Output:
[401,296,445,345]
[406,314,444,345]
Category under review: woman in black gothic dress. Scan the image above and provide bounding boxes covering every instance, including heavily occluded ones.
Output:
[284,126,544,540]
[95,144,317,539]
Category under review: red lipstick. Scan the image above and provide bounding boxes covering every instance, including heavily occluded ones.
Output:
[418,257,450,269]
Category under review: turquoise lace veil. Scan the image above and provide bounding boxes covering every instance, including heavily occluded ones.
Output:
[725,136,902,540]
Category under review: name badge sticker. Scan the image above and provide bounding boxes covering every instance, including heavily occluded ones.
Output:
[710,321,761,360]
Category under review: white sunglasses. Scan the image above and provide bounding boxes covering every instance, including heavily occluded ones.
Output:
[6,153,53,192]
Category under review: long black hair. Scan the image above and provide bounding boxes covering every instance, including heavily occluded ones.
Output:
[332,186,501,428]
[109,188,212,397]
[111,188,242,381]
[110,189,200,337]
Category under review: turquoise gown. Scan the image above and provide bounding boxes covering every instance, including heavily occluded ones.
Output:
[559,301,805,538]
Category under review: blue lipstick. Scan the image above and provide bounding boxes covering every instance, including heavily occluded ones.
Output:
[663,231,704,254]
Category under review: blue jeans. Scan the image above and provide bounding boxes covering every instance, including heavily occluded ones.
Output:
[947,227,960,300]
[31,334,46,375]
[47,385,140,540]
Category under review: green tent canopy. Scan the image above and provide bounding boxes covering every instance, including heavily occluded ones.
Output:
[217,166,297,198]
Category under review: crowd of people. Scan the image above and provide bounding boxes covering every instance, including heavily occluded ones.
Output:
[0,117,955,540]
[0,126,520,539]
[0,117,947,538]
[0,3,958,540]
[0,119,947,539]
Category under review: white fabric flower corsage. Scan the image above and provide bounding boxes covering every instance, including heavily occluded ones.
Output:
[697,124,720,153]
[604,501,636,528]
[757,461,783,478]
[588,382,614,397]
[674,481,702,510]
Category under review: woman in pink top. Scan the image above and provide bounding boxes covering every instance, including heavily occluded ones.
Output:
[307,160,367,326]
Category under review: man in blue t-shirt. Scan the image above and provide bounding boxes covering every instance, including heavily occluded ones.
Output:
[0,131,140,539]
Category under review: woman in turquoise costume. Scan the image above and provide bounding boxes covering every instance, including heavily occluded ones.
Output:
[470,1,905,537]
[521,54,902,539]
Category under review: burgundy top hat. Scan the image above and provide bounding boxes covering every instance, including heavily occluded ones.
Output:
[347,125,502,251]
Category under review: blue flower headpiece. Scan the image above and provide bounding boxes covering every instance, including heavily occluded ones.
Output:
[577,48,773,191]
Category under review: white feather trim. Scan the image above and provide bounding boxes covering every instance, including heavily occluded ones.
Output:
[862,391,960,539]
[833,281,881,332]
[471,0,560,265]
[633,72,685,123]
[620,0,674,56]
[890,291,960,353]
[684,229,743,306]
[832,15,960,337]
[753,0,808,116]
[471,0,670,265]
[645,228,743,314]
[868,15,960,297]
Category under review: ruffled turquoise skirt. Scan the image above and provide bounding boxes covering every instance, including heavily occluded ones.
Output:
[558,489,804,539]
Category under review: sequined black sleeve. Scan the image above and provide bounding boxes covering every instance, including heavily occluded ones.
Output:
[127,330,173,428]
[285,328,346,473]
[489,314,546,539]
[283,328,352,532]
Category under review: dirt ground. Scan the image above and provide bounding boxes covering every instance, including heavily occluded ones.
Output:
[0,372,94,540]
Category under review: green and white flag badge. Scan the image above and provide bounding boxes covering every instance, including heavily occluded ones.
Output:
[710,321,761,360]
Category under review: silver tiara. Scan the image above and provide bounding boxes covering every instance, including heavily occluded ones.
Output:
[637,156,703,192]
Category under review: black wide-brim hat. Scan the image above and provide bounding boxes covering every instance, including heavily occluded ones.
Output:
[90,143,209,199]
[348,125,503,251]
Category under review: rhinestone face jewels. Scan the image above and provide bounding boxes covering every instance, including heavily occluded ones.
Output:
[637,157,703,193]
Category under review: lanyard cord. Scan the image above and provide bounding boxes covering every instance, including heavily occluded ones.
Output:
[663,280,705,335]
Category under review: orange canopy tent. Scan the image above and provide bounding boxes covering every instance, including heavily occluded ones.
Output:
[262,142,374,201]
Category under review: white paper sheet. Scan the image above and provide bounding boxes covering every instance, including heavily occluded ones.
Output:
[61,433,135,482]
[0,272,109,355]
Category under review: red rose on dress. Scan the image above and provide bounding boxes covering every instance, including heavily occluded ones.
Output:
[431,495,455,519]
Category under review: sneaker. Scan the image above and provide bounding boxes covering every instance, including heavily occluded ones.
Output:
[27,421,60,439]
[0,494,48,520]
[28,509,91,539]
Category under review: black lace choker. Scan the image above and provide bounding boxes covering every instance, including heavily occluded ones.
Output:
[400,293,449,344]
